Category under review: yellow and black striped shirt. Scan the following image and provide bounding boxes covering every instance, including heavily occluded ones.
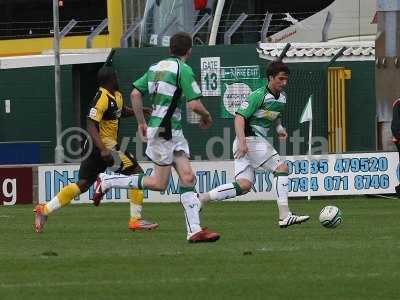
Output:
[88,87,123,149]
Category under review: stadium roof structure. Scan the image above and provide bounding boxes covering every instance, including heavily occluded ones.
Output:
[257,41,375,63]
[0,48,111,69]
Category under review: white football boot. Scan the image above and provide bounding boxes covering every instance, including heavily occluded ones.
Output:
[279,212,310,228]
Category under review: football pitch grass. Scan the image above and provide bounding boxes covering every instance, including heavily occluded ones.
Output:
[1,197,399,300]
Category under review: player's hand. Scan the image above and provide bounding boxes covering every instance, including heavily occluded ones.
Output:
[100,149,113,165]
[143,107,153,119]
[278,130,288,141]
[199,114,212,129]
[235,141,248,159]
[138,123,148,142]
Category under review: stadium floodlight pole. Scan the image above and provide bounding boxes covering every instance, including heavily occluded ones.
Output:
[209,0,225,45]
[53,0,64,163]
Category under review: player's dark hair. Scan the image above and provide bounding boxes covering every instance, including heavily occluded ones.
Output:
[266,60,290,78]
[97,66,117,86]
[170,32,192,56]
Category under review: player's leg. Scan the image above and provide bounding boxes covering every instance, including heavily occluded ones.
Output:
[173,151,220,243]
[259,140,309,227]
[119,151,159,231]
[126,189,159,231]
[199,177,253,203]
[141,164,171,191]
[272,162,290,220]
[97,163,171,191]
[34,181,83,233]
[199,138,253,203]
[34,153,103,233]
[41,179,89,213]
[273,163,309,227]
[95,137,173,193]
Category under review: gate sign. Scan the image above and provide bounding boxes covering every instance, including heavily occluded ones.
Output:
[0,167,33,205]
[200,57,220,96]
[221,65,260,80]
[220,65,263,118]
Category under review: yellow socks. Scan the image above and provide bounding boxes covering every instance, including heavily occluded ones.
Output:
[128,189,143,221]
[44,183,81,215]
[43,185,144,221]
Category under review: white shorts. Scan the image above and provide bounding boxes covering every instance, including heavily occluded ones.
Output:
[233,136,283,183]
[146,136,190,166]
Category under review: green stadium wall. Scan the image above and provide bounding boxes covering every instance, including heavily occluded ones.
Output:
[0,66,74,163]
[0,45,376,163]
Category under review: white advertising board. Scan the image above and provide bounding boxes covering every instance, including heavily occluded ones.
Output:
[38,152,398,204]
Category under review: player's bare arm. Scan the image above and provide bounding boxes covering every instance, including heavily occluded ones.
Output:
[274,118,288,140]
[234,114,248,158]
[121,105,152,119]
[87,119,112,162]
[187,99,212,129]
[130,88,148,141]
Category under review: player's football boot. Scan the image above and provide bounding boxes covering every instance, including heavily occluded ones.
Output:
[395,185,400,197]
[279,213,310,228]
[92,174,109,206]
[128,218,159,231]
[33,204,48,233]
[188,228,220,243]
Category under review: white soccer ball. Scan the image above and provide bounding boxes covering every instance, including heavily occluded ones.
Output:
[319,205,343,228]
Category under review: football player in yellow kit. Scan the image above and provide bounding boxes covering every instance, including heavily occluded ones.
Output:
[34,66,158,233]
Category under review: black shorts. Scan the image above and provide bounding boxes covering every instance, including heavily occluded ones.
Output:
[79,145,143,184]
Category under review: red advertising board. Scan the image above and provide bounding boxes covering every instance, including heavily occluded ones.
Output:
[0,167,33,205]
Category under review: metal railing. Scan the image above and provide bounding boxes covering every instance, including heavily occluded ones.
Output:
[190,13,212,37]
[0,19,108,40]
[60,19,77,38]
[224,13,248,45]
[138,10,330,46]
[86,19,108,48]
[120,19,142,48]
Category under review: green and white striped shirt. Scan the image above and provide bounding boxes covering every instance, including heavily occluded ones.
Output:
[133,57,202,140]
[236,85,286,140]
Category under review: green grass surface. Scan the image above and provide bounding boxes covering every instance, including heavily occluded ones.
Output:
[1,198,399,300]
